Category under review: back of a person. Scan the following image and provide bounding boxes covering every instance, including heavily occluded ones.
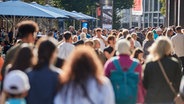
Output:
[54,77,114,104]
[58,42,75,60]
[143,40,154,57]
[27,66,59,104]
[171,33,184,57]
[143,56,182,103]
[105,55,144,103]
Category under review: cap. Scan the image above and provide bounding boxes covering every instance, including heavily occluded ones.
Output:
[116,39,131,55]
[3,70,30,94]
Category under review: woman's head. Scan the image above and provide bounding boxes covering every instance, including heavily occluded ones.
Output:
[61,45,104,84]
[34,37,58,69]
[132,48,144,61]
[93,38,101,49]
[107,35,116,45]
[10,43,36,72]
[148,36,173,61]
[146,31,154,41]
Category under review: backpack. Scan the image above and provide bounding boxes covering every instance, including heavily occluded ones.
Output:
[110,57,139,104]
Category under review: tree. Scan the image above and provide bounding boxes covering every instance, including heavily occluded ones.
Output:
[59,0,99,15]
[113,0,134,29]
[160,0,166,16]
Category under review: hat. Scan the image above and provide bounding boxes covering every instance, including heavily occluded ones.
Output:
[3,70,30,94]
[115,39,131,55]
[156,28,162,32]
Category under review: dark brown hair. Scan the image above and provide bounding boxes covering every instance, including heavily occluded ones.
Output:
[9,44,34,72]
[107,35,115,44]
[17,20,38,39]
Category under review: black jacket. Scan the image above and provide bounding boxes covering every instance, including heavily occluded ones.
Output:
[143,56,182,103]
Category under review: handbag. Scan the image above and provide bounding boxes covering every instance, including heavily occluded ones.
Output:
[158,60,184,104]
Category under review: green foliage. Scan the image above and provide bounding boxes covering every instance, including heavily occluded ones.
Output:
[59,0,99,15]
[113,0,134,29]
[160,0,166,16]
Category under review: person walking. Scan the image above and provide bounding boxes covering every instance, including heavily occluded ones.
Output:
[104,39,145,104]
[143,36,182,103]
[93,28,107,51]
[27,38,60,104]
[1,20,38,91]
[54,46,115,104]
[171,26,184,69]
[57,31,75,68]
[143,31,154,58]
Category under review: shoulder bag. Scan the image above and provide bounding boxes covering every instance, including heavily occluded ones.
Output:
[158,60,183,104]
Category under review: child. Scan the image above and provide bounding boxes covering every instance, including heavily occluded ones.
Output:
[2,70,30,104]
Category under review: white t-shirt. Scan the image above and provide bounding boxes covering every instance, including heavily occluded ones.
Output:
[58,42,75,59]
[171,33,184,57]
[93,36,107,51]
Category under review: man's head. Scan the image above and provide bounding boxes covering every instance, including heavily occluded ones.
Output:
[17,20,39,43]
[175,26,182,33]
[95,28,102,37]
[64,31,72,43]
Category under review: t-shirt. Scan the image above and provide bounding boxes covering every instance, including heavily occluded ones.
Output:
[104,46,113,54]
[58,42,75,60]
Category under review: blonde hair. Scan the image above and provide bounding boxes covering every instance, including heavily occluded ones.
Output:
[146,31,154,41]
[147,36,173,61]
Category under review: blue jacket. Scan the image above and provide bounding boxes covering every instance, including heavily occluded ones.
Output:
[27,65,59,104]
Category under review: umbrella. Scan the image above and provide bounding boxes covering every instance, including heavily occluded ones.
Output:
[30,2,84,20]
[72,11,96,20]
[0,0,67,18]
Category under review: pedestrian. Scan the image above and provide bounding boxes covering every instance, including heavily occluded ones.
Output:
[1,20,38,91]
[132,48,144,65]
[143,36,182,103]
[104,39,145,104]
[1,70,30,104]
[73,32,87,46]
[171,26,184,69]
[93,38,106,65]
[27,38,60,104]
[54,45,115,104]
[166,27,174,39]
[103,35,116,60]
[143,31,154,58]
[93,28,107,51]
[82,27,91,38]
[57,31,75,68]
[131,32,142,48]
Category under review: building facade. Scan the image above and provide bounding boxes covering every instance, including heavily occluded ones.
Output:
[142,0,164,28]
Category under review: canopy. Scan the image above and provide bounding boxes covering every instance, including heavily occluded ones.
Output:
[30,2,85,20]
[30,2,96,20]
[72,11,96,20]
[0,1,67,18]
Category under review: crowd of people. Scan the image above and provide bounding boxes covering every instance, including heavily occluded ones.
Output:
[0,20,184,104]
